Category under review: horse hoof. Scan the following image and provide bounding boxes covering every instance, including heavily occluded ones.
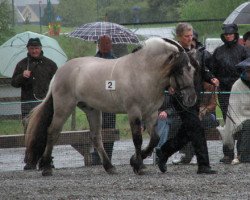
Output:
[23,163,36,170]
[132,165,145,175]
[42,168,53,176]
[130,155,144,175]
[106,166,118,174]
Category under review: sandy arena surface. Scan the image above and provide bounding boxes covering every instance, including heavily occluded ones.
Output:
[1,140,250,200]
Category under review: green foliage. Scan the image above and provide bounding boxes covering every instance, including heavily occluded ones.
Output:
[56,0,97,26]
[41,2,57,25]
[54,35,96,59]
[178,0,249,39]
[178,0,247,19]
[0,0,14,44]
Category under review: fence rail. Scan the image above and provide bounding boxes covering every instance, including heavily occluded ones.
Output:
[0,129,120,166]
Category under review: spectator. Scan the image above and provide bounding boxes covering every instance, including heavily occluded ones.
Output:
[219,58,250,164]
[11,38,57,127]
[172,30,218,165]
[155,92,175,163]
[156,23,219,174]
[92,35,117,165]
[243,31,250,48]
[211,23,250,164]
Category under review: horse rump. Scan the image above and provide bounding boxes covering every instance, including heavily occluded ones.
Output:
[24,94,54,169]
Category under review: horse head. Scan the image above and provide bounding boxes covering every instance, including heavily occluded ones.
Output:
[167,44,197,107]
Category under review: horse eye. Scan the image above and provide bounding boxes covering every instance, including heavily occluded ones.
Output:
[178,70,183,75]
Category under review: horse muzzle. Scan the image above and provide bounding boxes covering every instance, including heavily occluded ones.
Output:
[178,87,197,107]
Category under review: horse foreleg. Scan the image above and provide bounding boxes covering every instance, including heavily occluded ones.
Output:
[86,109,117,174]
[141,113,159,159]
[129,117,144,175]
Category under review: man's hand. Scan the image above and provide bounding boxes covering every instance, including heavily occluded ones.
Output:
[23,70,31,78]
[158,111,168,120]
[210,78,219,87]
[168,87,175,95]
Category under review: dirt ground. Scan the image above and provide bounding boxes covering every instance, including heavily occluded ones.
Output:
[0,164,250,200]
[1,140,250,200]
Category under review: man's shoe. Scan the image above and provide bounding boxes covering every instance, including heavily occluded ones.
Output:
[219,156,233,164]
[197,166,217,174]
[172,154,192,165]
[156,149,167,173]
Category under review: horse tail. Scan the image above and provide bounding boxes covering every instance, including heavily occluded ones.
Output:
[24,85,54,165]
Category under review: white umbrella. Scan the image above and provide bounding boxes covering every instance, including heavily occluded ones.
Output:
[224,2,250,24]
[0,31,68,77]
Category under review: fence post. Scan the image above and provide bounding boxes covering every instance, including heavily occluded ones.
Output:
[71,108,76,130]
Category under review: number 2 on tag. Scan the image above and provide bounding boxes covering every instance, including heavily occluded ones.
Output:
[105,80,116,90]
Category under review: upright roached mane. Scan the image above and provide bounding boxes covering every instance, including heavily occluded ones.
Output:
[24,37,197,176]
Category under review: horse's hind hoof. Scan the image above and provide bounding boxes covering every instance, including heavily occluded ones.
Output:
[42,168,53,176]
[23,163,36,170]
[106,166,118,174]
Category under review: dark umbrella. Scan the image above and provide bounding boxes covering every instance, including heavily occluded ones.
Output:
[69,21,140,44]
[236,57,250,71]
[224,2,250,24]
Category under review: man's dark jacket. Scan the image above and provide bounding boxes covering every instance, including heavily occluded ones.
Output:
[11,52,57,116]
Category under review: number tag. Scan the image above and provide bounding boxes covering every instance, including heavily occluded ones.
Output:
[105,80,116,90]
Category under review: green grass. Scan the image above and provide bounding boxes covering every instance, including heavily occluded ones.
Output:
[0,108,133,139]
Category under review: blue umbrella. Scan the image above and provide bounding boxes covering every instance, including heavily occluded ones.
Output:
[0,31,68,77]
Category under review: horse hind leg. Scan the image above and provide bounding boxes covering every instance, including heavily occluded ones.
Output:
[84,108,117,174]
[40,101,76,176]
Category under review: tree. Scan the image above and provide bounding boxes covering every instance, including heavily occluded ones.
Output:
[178,0,248,38]
[0,0,14,44]
[41,0,57,25]
[56,0,96,27]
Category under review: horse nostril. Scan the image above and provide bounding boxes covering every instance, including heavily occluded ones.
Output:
[188,93,197,104]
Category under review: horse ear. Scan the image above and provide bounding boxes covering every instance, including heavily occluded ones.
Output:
[168,51,180,64]
[187,49,197,60]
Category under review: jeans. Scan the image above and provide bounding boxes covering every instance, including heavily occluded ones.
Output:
[156,118,172,149]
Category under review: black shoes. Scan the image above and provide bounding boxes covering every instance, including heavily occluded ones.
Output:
[220,156,233,164]
[197,166,217,174]
[219,156,233,164]
[156,148,167,173]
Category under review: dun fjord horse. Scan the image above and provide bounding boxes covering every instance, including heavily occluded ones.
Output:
[24,37,197,176]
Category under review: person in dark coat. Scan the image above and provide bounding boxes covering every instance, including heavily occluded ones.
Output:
[243,31,250,49]
[172,30,218,165]
[91,35,117,165]
[211,23,250,164]
[156,23,219,174]
[11,38,58,122]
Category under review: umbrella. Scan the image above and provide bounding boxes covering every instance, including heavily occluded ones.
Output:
[236,57,250,71]
[69,21,140,44]
[0,31,68,77]
[224,2,250,24]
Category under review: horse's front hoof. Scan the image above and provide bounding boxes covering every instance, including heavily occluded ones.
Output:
[106,166,118,174]
[42,168,53,176]
[132,166,145,175]
[130,155,144,175]
[23,163,36,170]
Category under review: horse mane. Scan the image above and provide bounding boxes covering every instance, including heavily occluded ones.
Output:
[143,37,179,54]
[162,38,185,52]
